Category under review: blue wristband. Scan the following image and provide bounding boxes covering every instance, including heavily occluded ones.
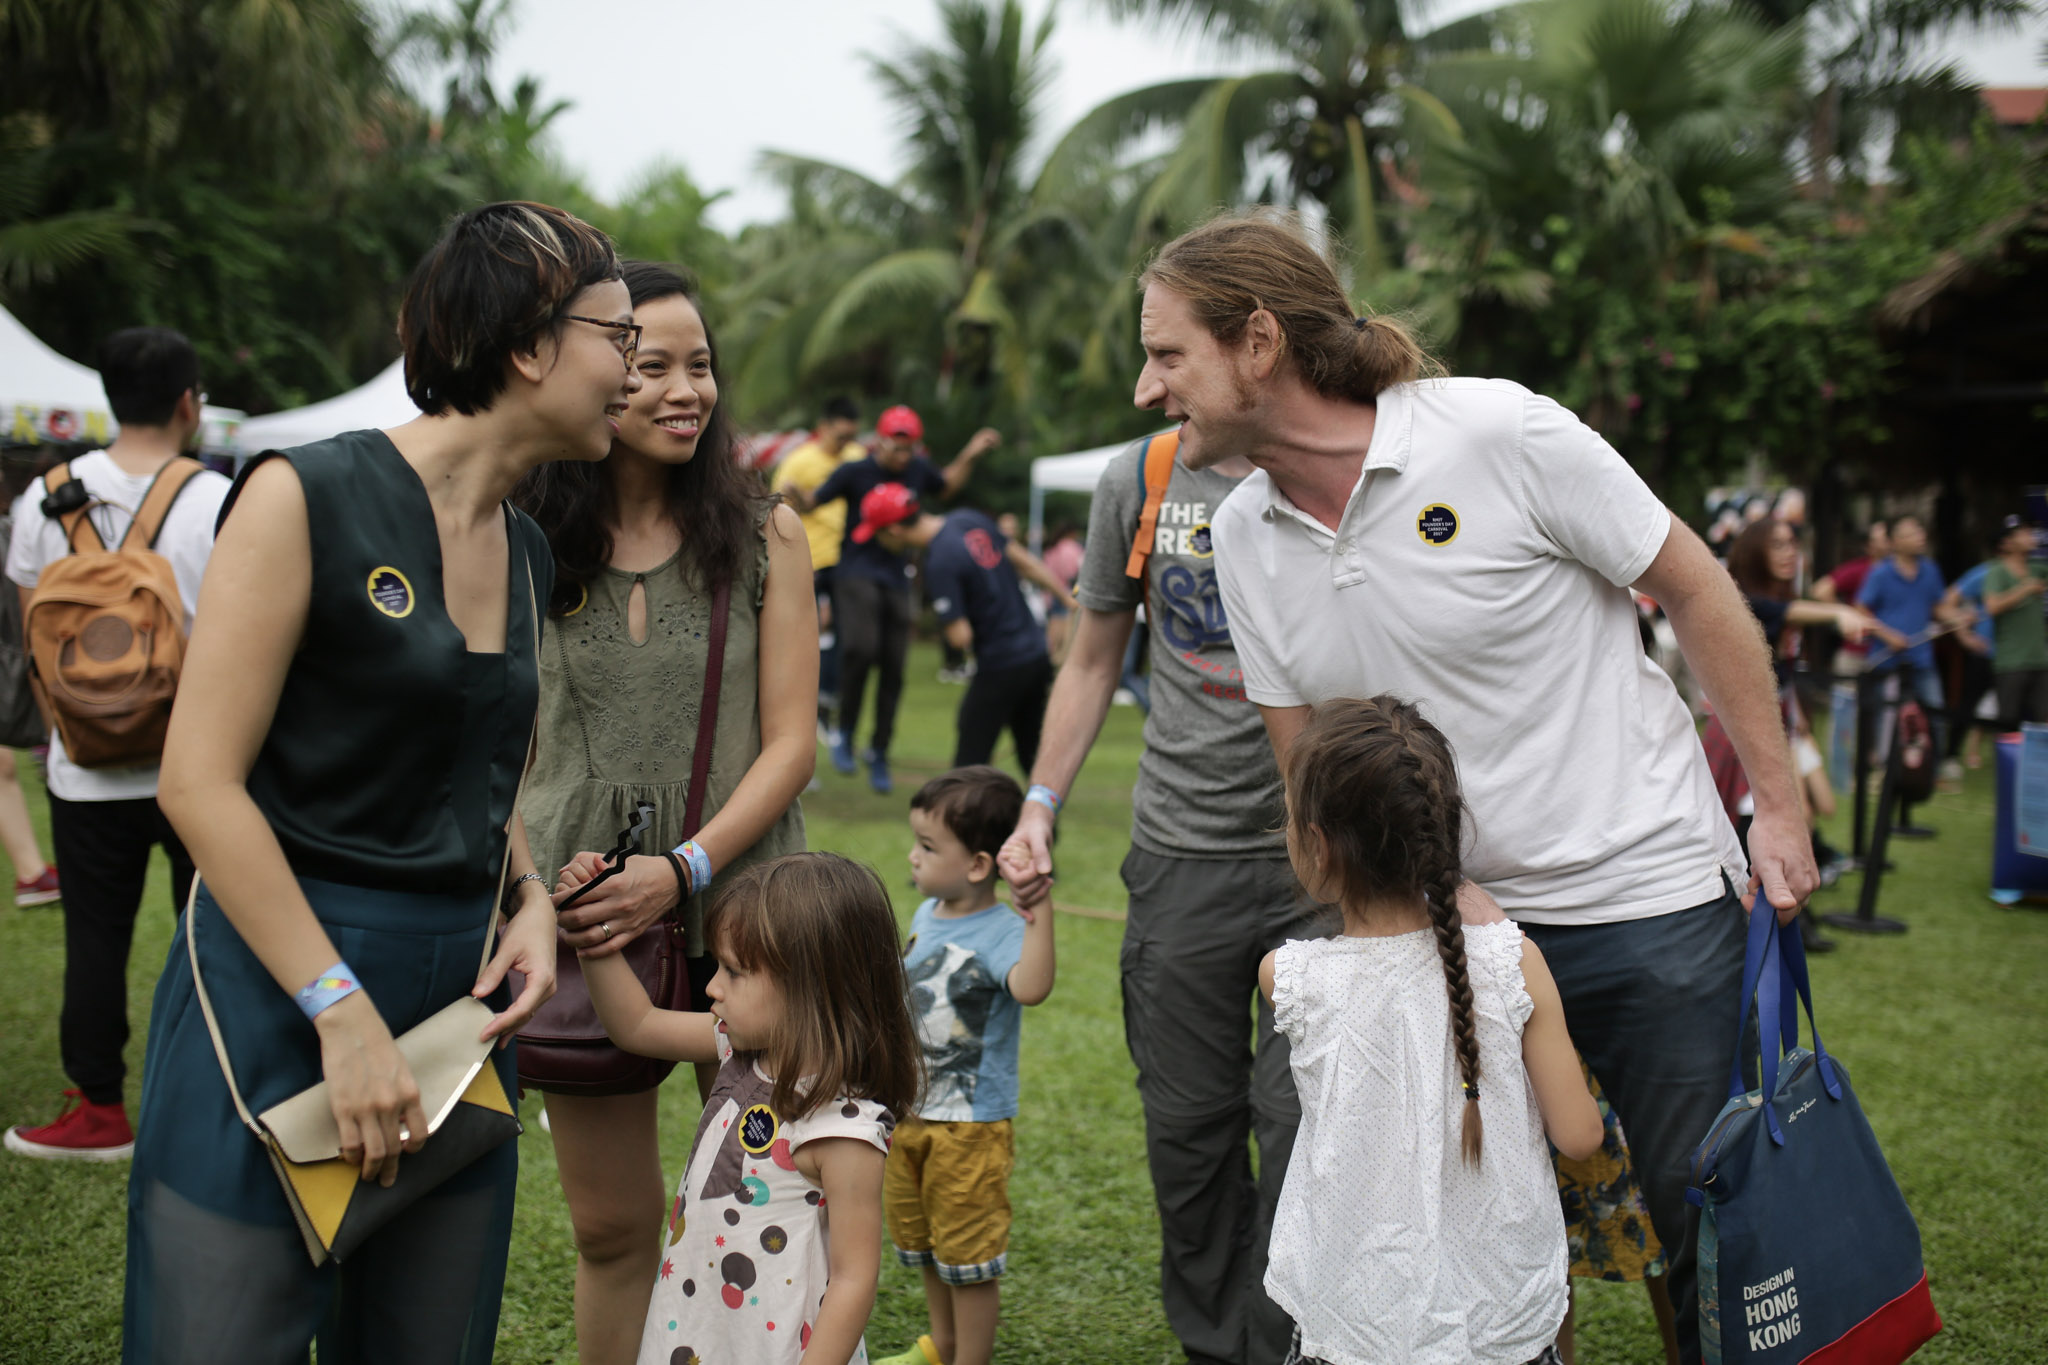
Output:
[672,840,714,896]
[296,961,362,1021]
[1025,784,1062,817]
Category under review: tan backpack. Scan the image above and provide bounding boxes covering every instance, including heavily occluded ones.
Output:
[26,457,206,769]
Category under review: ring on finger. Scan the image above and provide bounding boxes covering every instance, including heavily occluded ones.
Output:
[601,922,612,941]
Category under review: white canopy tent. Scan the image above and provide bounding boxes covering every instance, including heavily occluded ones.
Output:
[235,358,414,453]
[1,303,243,453]
[1026,435,1157,551]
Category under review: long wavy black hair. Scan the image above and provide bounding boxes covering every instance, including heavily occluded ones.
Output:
[513,260,765,614]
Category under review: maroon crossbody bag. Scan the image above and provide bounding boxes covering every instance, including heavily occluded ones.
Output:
[515,576,731,1096]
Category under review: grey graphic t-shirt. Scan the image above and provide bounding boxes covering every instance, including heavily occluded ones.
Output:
[1076,440,1286,859]
[903,899,1026,1123]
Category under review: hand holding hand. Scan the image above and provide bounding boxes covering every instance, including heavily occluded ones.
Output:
[315,993,426,1186]
[1009,865,1054,924]
[999,806,1055,909]
[553,853,681,956]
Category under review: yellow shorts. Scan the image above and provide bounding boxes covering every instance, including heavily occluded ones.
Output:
[883,1115,1014,1284]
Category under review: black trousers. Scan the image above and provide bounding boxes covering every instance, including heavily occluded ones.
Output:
[953,655,1054,771]
[1997,666,2048,728]
[835,575,914,757]
[49,793,196,1106]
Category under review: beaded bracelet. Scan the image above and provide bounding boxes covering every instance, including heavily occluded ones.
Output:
[296,962,362,1021]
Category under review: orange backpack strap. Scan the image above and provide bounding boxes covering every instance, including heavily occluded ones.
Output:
[121,457,206,551]
[41,464,106,554]
[1123,430,1181,580]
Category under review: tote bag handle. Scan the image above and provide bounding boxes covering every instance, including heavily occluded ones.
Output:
[1729,889,1844,1147]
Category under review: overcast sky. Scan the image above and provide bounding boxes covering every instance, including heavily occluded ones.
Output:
[491,0,2048,230]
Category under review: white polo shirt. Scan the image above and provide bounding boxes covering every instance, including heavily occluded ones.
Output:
[1211,377,1745,925]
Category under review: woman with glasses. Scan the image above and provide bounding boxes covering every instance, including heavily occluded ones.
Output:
[123,201,639,1364]
[513,261,816,1365]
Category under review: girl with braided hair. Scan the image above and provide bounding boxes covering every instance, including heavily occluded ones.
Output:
[1258,695,1603,1365]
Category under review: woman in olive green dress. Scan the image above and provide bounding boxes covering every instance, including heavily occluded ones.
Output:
[514,261,816,1365]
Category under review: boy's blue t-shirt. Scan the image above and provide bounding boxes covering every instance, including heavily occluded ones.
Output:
[1858,555,1947,671]
[903,898,1026,1122]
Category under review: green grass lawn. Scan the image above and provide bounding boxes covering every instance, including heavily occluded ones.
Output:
[1,642,2043,1362]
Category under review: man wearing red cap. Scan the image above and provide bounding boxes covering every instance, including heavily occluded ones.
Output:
[857,485,1078,769]
[798,407,1000,791]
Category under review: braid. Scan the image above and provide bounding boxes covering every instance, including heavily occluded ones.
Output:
[1427,855,1484,1165]
[1287,693,1484,1164]
[1403,718,1484,1167]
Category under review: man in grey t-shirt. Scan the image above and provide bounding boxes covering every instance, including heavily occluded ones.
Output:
[999,435,1321,1365]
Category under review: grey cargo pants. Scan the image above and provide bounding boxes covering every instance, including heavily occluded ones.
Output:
[1120,847,1331,1365]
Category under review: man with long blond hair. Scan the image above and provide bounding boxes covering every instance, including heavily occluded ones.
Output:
[1146,209,1814,1365]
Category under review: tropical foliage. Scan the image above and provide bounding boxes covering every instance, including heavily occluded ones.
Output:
[714,0,1150,501]
[2,0,2040,504]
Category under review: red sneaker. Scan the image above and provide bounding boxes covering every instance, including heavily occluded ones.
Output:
[4,1090,134,1161]
[14,865,60,908]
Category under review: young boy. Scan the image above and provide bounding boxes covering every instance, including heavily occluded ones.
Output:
[879,767,1055,1365]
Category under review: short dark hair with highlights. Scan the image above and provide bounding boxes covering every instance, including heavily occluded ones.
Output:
[98,327,200,426]
[398,200,621,417]
[911,765,1024,862]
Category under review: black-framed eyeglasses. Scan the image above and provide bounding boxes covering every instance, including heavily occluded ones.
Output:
[562,315,641,369]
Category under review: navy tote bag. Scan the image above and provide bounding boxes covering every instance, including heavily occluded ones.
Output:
[1687,896,1941,1364]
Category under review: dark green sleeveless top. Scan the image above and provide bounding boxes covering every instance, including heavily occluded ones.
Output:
[220,430,552,897]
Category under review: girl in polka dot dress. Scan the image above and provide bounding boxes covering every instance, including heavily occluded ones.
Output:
[1259,698,1605,1365]
[579,852,923,1365]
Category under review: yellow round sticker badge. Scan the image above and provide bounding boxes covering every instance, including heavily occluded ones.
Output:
[366,567,415,618]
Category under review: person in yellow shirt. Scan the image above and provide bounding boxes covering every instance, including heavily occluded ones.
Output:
[772,397,864,734]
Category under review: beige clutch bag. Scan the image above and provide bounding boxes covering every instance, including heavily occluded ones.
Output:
[252,996,520,1265]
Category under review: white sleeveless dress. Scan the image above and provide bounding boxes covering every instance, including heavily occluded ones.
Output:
[1266,920,1568,1365]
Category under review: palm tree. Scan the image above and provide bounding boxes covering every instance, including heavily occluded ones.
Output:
[1758,0,2037,193]
[1403,0,1805,468]
[389,0,519,124]
[1045,0,1485,285]
[718,0,1121,448]
[0,118,145,298]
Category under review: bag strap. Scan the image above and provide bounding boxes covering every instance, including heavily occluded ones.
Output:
[190,528,542,1137]
[1728,890,1844,1150]
[120,456,206,551]
[681,575,733,840]
[41,464,107,556]
[1122,430,1181,581]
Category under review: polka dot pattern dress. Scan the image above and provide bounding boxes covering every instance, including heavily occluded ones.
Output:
[637,1027,894,1365]
[1266,921,1568,1365]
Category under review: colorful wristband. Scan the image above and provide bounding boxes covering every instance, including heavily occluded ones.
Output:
[1025,784,1062,817]
[296,961,362,1021]
[672,840,714,897]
